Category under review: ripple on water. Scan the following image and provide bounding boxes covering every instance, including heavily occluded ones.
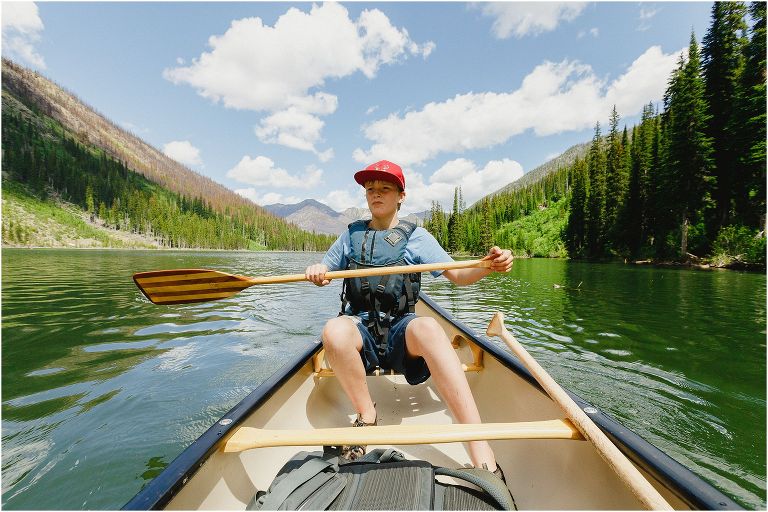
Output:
[602,348,633,357]
[2,251,764,509]
[25,368,66,377]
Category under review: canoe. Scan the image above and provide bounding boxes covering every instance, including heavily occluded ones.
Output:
[123,293,740,510]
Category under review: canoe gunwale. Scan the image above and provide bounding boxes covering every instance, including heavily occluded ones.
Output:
[418,294,741,511]
[122,292,742,511]
[121,339,323,510]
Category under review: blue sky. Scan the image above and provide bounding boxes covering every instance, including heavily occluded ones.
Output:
[2,2,714,215]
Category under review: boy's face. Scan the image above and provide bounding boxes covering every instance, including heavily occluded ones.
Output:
[364,180,405,217]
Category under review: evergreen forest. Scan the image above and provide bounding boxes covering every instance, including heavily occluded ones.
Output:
[1,90,335,251]
[426,2,766,267]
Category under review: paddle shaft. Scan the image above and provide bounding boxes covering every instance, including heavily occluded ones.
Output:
[245,259,492,285]
[223,419,583,453]
[486,312,673,511]
[133,259,493,304]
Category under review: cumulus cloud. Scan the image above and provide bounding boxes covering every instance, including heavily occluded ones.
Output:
[236,186,364,211]
[324,189,367,212]
[354,45,682,166]
[1,2,46,68]
[164,3,433,158]
[226,155,322,189]
[235,189,302,206]
[400,158,524,214]
[162,140,203,168]
[479,2,586,39]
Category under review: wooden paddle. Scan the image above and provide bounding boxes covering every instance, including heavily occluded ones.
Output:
[486,312,673,510]
[223,419,583,453]
[134,259,492,305]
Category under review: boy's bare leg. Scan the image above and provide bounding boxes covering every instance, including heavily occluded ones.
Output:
[405,316,497,470]
[322,316,377,423]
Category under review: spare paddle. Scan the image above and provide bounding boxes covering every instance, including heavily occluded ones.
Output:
[486,312,673,510]
[223,419,583,453]
[134,259,492,305]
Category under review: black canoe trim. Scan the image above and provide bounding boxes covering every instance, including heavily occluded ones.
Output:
[122,338,323,510]
[123,293,742,510]
[418,293,741,511]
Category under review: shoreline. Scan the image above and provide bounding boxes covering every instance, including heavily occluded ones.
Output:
[4,245,763,272]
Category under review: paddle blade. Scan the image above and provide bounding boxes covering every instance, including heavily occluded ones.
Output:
[133,269,254,305]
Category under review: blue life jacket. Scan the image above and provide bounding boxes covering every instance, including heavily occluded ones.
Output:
[340,219,421,358]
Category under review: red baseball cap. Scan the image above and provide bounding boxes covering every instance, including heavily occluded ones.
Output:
[354,160,405,190]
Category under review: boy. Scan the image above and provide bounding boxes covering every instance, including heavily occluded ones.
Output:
[306,160,513,480]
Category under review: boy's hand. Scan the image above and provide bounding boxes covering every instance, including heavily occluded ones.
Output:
[483,246,513,272]
[306,264,331,286]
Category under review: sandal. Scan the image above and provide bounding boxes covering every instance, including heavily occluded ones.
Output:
[492,463,507,484]
[474,462,507,484]
[341,404,377,461]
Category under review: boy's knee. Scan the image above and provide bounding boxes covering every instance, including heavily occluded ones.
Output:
[322,317,359,351]
[409,317,443,338]
[407,317,450,353]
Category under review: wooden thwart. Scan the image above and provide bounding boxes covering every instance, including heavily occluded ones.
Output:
[312,335,484,378]
[223,419,583,453]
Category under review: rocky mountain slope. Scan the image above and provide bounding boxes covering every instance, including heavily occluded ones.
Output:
[1,59,272,217]
[265,200,425,235]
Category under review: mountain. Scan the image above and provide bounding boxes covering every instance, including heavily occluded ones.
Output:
[1,59,334,251]
[264,199,339,218]
[264,200,425,235]
[485,142,591,201]
[2,59,268,216]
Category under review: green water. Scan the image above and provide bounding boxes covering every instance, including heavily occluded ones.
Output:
[1,249,765,509]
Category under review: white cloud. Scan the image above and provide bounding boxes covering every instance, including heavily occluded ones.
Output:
[226,155,322,189]
[323,189,367,212]
[479,2,586,39]
[164,3,433,157]
[355,46,682,166]
[578,28,599,39]
[255,108,328,153]
[638,6,660,32]
[1,2,46,68]
[604,46,680,115]
[162,140,203,168]
[237,187,365,211]
[400,158,524,214]
[235,189,301,206]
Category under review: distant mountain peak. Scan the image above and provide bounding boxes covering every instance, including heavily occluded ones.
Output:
[264,200,424,235]
[263,198,339,218]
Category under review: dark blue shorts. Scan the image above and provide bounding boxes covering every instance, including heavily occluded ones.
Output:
[350,313,431,385]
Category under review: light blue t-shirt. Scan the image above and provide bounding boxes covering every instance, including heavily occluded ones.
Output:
[322,226,453,277]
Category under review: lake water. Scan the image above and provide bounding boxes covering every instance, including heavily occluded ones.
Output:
[1,249,765,509]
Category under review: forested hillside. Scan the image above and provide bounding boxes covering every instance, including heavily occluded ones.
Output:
[1,61,335,251]
[427,2,766,268]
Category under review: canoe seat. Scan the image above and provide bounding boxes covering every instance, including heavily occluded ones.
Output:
[313,334,484,378]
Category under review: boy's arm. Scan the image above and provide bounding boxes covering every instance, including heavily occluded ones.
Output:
[443,246,513,286]
[306,232,347,286]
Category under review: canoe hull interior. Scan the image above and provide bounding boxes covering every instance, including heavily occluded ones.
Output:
[160,299,689,510]
[124,294,739,510]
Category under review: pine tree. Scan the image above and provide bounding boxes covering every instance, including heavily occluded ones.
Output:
[447,187,463,253]
[604,106,628,251]
[733,2,766,229]
[664,32,715,257]
[566,157,588,257]
[585,122,607,257]
[702,1,749,233]
[480,198,494,252]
